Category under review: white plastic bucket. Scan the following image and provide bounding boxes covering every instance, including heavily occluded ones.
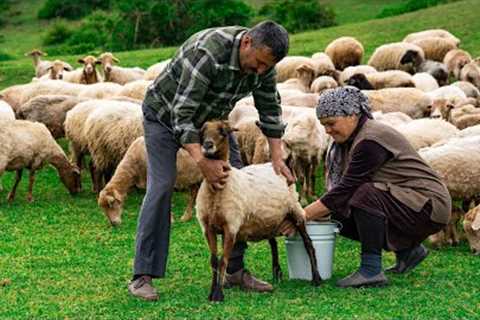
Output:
[285,221,341,280]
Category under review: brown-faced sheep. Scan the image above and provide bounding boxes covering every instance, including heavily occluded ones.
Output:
[460,60,480,89]
[443,49,472,79]
[410,37,457,62]
[98,137,202,226]
[403,29,460,46]
[37,60,74,80]
[368,42,425,74]
[63,56,103,84]
[195,120,321,302]
[363,88,432,118]
[463,205,480,255]
[0,120,80,202]
[325,36,364,71]
[346,70,414,90]
[25,49,74,78]
[98,52,146,85]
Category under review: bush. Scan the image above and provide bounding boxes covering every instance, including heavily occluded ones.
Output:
[259,0,336,33]
[43,21,73,45]
[0,50,14,62]
[38,0,111,20]
[0,0,13,27]
[43,43,98,56]
[376,0,451,18]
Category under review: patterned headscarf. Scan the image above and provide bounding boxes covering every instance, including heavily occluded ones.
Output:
[316,87,373,190]
[316,86,373,120]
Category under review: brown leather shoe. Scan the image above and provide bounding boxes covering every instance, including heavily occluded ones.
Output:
[128,276,159,301]
[225,269,273,292]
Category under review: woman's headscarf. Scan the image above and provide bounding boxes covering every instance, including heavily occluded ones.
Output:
[316,87,373,190]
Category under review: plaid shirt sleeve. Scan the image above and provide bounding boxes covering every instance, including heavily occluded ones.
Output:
[252,67,286,138]
[172,48,216,145]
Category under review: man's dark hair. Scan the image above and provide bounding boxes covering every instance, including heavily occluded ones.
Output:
[247,20,289,62]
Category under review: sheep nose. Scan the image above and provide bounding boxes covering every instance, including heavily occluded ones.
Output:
[58,74,63,79]
[106,66,112,72]
[430,114,441,119]
[203,141,214,150]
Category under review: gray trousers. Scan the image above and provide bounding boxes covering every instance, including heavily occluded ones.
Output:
[133,104,247,278]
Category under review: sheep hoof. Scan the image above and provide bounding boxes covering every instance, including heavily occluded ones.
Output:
[208,289,224,302]
[27,195,33,203]
[6,193,15,203]
[273,268,283,283]
[311,273,322,287]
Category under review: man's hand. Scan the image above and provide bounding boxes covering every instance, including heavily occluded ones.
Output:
[272,158,296,185]
[197,157,231,189]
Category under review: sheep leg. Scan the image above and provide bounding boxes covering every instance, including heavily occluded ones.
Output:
[89,160,103,193]
[180,185,199,222]
[7,169,23,203]
[290,215,322,286]
[205,228,221,302]
[268,238,282,283]
[26,170,36,202]
[214,230,236,302]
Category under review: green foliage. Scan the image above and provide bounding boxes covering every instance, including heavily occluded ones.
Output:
[376,0,451,18]
[259,0,336,33]
[37,0,111,20]
[0,51,14,62]
[0,0,13,26]
[42,20,73,45]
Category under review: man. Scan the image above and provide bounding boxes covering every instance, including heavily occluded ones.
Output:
[128,20,295,301]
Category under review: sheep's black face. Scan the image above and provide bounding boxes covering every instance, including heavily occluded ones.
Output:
[200,121,231,159]
[346,74,372,90]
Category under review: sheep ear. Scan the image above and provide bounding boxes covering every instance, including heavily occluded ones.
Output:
[472,210,480,231]
[78,58,85,64]
[113,56,120,63]
[95,60,102,65]
[113,189,122,201]
[296,63,314,74]
[400,50,418,64]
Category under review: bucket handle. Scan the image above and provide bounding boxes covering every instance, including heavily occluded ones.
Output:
[331,218,343,233]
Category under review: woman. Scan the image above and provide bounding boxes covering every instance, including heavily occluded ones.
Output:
[281,87,451,288]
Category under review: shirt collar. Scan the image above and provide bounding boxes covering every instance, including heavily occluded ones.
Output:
[229,30,247,71]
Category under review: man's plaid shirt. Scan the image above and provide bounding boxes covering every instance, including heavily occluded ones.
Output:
[143,26,286,145]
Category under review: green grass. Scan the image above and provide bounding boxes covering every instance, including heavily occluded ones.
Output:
[2,1,480,318]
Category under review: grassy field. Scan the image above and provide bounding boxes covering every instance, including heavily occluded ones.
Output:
[1,1,480,319]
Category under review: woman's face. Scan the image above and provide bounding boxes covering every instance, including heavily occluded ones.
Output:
[320,115,359,143]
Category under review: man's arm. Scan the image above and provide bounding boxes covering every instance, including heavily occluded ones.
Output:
[267,137,295,185]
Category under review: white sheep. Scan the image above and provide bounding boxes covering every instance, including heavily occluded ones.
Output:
[0,120,80,202]
[25,49,74,78]
[396,118,459,150]
[412,72,439,92]
[451,81,480,101]
[0,99,15,121]
[345,70,414,90]
[276,62,317,93]
[368,42,425,74]
[62,55,103,84]
[196,120,321,302]
[98,137,203,226]
[78,82,124,99]
[324,36,364,71]
[16,95,87,139]
[372,111,413,128]
[403,29,460,46]
[460,60,480,89]
[275,55,336,83]
[426,85,468,107]
[410,37,457,62]
[310,76,338,94]
[363,88,432,118]
[443,49,472,79]
[144,59,172,80]
[338,65,377,86]
[36,59,74,81]
[98,52,146,85]
[115,79,152,101]
[463,205,480,255]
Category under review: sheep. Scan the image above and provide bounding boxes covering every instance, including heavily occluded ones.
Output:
[363,88,433,118]
[115,79,152,101]
[98,137,202,226]
[36,59,74,81]
[410,37,457,62]
[418,60,449,86]
[0,99,15,121]
[84,100,144,192]
[367,42,425,74]
[426,85,467,106]
[144,59,172,80]
[310,76,338,94]
[429,100,480,128]
[98,52,146,85]
[324,36,364,71]
[338,65,377,86]
[373,111,413,128]
[234,120,270,166]
[0,120,80,202]
[275,56,335,83]
[460,60,480,89]
[463,205,480,255]
[16,95,88,139]
[276,62,317,93]
[403,29,460,46]
[395,118,459,150]
[346,70,414,90]
[195,120,321,302]
[62,55,103,84]
[25,49,74,78]
[78,82,124,99]
[412,73,439,92]
[443,49,472,79]
[451,81,480,100]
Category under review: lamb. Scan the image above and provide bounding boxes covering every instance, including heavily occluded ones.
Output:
[144,59,172,80]
[346,70,414,90]
[324,36,363,71]
[37,59,74,80]
[410,37,457,62]
[98,137,203,226]
[78,82,124,99]
[395,118,459,150]
[275,56,335,83]
[310,76,338,94]
[0,120,80,202]
[460,60,480,89]
[338,65,377,85]
[367,42,425,74]
[25,49,74,78]
[443,49,472,79]
[412,73,439,92]
[98,52,146,85]
[84,100,144,192]
[0,99,15,121]
[62,55,103,84]
[403,29,460,46]
[418,60,449,86]
[363,88,432,118]
[463,205,480,255]
[195,120,321,302]
[115,79,152,101]
[16,95,88,139]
